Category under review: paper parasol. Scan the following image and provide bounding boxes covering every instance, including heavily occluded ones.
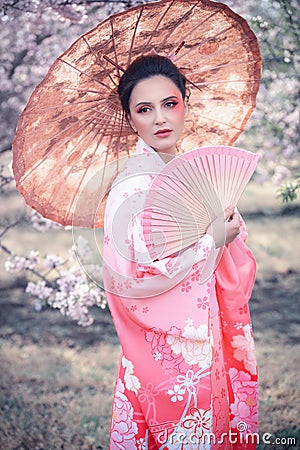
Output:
[12,0,261,228]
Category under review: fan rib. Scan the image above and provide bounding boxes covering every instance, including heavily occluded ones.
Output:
[145,146,259,258]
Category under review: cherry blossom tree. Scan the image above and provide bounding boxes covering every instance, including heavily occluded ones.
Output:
[227,0,300,199]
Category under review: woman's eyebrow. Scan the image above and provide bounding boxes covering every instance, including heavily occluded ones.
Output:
[135,95,179,108]
[135,101,152,108]
[161,95,179,103]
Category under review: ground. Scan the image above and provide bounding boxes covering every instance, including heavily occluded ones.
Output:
[0,182,299,449]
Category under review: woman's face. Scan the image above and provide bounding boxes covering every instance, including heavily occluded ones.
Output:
[128,75,186,156]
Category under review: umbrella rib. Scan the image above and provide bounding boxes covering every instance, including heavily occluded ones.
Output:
[48,127,104,221]
[143,0,175,49]
[81,35,118,88]
[178,38,258,69]
[190,78,261,88]
[172,4,259,66]
[184,58,260,77]
[175,22,238,64]
[27,113,126,216]
[156,0,199,51]
[47,117,99,161]
[21,95,112,116]
[57,86,107,95]
[65,130,111,224]
[172,9,224,59]
[20,117,100,185]
[101,101,122,148]
[127,6,144,66]
[21,104,125,137]
[189,112,245,132]
[57,57,113,91]
[109,17,122,80]
[24,102,121,123]
[98,109,126,195]
[90,130,118,198]
[185,95,257,108]
[23,98,122,118]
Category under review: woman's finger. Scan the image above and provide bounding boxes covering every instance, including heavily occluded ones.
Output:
[224,205,235,220]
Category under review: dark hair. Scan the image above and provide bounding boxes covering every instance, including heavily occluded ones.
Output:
[118,54,187,116]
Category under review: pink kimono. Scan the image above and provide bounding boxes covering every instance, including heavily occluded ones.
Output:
[102,138,258,449]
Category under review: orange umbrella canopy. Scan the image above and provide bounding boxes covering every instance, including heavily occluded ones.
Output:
[12,0,261,228]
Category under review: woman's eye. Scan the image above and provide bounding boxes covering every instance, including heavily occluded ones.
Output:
[137,106,151,114]
[165,101,178,108]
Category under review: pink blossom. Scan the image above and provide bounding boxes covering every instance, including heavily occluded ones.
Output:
[111,379,138,448]
[153,351,162,361]
[231,324,257,375]
[134,187,143,197]
[167,322,212,368]
[193,241,203,252]
[48,267,106,326]
[203,246,210,258]
[44,254,64,269]
[125,237,134,251]
[30,211,61,232]
[197,296,209,309]
[5,255,27,272]
[168,384,185,402]
[229,368,258,433]
[138,382,160,404]
[25,250,39,269]
[136,438,146,450]
[165,258,180,275]
[191,269,201,282]
[234,322,244,330]
[124,279,132,289]
[72,235,91,260]
[181,281,192,293]
[26,281,53,300]
[145,327,186,374]
[182,408,211,438]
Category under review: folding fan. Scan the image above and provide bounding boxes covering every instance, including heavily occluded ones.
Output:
[143,146,260,260]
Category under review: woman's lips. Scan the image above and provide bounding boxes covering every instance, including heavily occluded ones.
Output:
[154,129,172,138]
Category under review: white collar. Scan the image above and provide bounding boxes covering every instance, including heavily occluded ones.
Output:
[135,137,157,155]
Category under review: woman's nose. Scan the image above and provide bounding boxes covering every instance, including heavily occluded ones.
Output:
[154,108,166,125]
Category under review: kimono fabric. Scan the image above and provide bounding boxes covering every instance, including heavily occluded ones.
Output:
[102,138,258,450]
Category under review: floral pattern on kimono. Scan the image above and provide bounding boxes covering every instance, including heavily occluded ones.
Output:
[103,138,258,449]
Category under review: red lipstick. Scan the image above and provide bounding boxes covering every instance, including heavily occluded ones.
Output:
[154,129,172,138]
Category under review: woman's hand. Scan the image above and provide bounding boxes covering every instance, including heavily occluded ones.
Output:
[224,206,241,245]
[206,205,240,248]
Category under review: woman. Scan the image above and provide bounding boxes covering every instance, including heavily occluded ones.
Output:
[102,55,258,449]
